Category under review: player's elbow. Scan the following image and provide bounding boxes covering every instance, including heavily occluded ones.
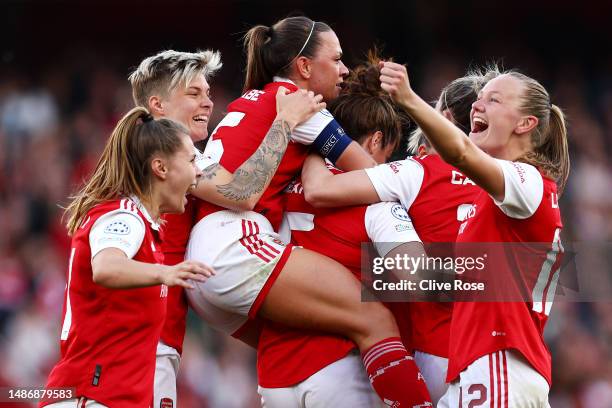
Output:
[91,264,113,287]
[304,187,330,208]
[440,139,470,168]
[231,198,257,211]
[91,255,118,287]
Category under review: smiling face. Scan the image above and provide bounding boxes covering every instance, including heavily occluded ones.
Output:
[469,74,527,158]
[158,133,201,214]
[306,30,349,102]
[160,73,213,142]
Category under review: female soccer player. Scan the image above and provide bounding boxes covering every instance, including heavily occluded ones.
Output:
[41,107,213,407]
[379,61,568,407]
[187,16,427,405]
[128,49,324,408]
[257,56,431,407]
[300,67,493,404]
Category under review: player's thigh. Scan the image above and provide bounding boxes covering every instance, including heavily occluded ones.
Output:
[302,352,382,408]
[505,350,550,407]
[187,211,289,318]
[414,350,449,405]
[260,247,397,344]
[187,284,249,335]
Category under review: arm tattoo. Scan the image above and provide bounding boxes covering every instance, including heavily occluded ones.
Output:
[201,163,220,180]
[216,119,292,201]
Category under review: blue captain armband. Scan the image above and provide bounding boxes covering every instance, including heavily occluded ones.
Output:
[311,119,352,164]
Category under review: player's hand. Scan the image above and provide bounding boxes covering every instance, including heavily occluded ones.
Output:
[275,87,326,130]
[379,61,416,107]
[161,260,215,289]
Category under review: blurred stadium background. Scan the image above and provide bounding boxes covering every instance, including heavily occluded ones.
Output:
[0,1,610,406]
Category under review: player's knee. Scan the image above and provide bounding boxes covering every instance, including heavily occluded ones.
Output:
[356,302,398,340]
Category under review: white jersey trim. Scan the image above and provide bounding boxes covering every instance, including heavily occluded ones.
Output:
[365,158,424,211]
[272,76,336,146]
[365,202,421,257]
[89,208,146,260]
[290,109,335,145]
[60,247,76,341]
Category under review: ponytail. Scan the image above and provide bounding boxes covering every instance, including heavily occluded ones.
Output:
[65,107,187,235]
[242,16,332,92]
[508,71,571,195]
[243,25,273,93]
[541,105,569,192]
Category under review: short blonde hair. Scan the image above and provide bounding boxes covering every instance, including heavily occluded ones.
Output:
[129,50,222,107]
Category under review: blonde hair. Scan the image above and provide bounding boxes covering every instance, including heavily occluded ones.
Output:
[65,107,188,235]
[129,50,222,107]
[408,65,500,155]
[508,72,570,194]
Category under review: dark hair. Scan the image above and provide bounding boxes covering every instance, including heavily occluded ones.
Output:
[65,107,188,235]
[328,50,402,150]
[243,16,332,92]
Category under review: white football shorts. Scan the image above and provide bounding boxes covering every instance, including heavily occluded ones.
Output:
[186,210,292,335]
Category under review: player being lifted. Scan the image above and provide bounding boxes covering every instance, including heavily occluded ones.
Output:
[257,54,431,407]
[186,16,432,406]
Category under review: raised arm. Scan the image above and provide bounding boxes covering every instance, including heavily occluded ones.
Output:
[192,87,325,211]
[301,154,380,207]
[379,61,504,200]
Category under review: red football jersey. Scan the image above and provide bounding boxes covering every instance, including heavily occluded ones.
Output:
[447,160,563,385]
[42,198,167,407]
[158,196,198,354]
[365,154,480,357]
[195,81,309,231]
[258,170,421,387]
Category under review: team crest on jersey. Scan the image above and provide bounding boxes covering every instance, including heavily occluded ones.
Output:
[160,397,174,408]
[390,204,410,221]
[104,220,130,235]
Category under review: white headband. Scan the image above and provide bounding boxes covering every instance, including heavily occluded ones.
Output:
[296,21,316,58]
[280,21,316,71]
